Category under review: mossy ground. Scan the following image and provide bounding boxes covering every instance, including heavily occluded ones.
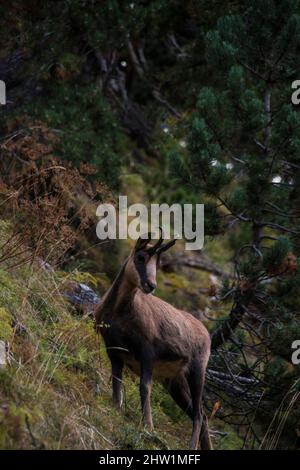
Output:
[0,218,242,450]
[0,221,192,450]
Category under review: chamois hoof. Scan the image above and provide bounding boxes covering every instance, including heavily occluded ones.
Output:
[189,441,198,450]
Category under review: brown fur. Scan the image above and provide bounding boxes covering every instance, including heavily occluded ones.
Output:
[95,236,212,450]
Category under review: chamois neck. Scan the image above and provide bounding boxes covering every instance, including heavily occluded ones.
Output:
[101,259,137,314]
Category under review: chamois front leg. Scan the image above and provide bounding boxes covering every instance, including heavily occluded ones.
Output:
[140,360,154,431]
[111,356,124,409]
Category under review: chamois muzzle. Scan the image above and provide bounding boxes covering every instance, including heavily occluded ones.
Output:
[142,281,156,294]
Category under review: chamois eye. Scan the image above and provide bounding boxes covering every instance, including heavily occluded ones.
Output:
[136,254,145,263]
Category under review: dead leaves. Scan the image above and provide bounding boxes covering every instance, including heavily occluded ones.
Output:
[0,117,112,265]
[210,400,222,419]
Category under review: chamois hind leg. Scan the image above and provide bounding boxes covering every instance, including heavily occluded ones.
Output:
[187,369,202,449]
[187,359,210,450]
[199,407,212,450]
[166,375,212,450]
[111,356,124,409]
[166,374,193,419]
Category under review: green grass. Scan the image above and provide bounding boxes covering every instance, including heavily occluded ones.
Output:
[0,241,194,449]
[0,220,244,450]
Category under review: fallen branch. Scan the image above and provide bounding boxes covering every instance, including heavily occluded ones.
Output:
[162,252,232,279]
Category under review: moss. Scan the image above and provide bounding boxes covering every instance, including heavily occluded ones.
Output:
[0,269,19,304]
[115,424,146,450]
[66,270,110,292]
[0,367,13,392]
[120,174,146,204]
[0,307,13,342]
[213,422,244,450]
[163,272,189,290]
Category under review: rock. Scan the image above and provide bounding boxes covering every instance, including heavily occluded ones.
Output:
[63,281,100,316]
[36,258,101,316]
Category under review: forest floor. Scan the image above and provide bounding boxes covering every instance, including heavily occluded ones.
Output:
[0,182,240,450]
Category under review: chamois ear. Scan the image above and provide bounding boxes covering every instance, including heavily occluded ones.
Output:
[157,239,177,254]
[134,232,153,252]
[134,227,165,254]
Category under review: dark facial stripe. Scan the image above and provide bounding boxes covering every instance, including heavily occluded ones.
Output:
[134,255,149,285]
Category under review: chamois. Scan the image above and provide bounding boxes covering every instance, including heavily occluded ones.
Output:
[95,232,212,450]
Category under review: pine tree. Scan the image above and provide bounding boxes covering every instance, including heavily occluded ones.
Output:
[177,0,300,448]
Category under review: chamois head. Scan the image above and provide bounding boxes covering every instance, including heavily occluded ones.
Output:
[125,229,176,294]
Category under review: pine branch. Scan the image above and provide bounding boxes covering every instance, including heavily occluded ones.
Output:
[211,301,246,350]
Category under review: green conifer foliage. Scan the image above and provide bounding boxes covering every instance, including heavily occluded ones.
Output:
[178,0,300,448]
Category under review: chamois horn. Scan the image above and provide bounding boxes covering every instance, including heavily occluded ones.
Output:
[147,227,164,255]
